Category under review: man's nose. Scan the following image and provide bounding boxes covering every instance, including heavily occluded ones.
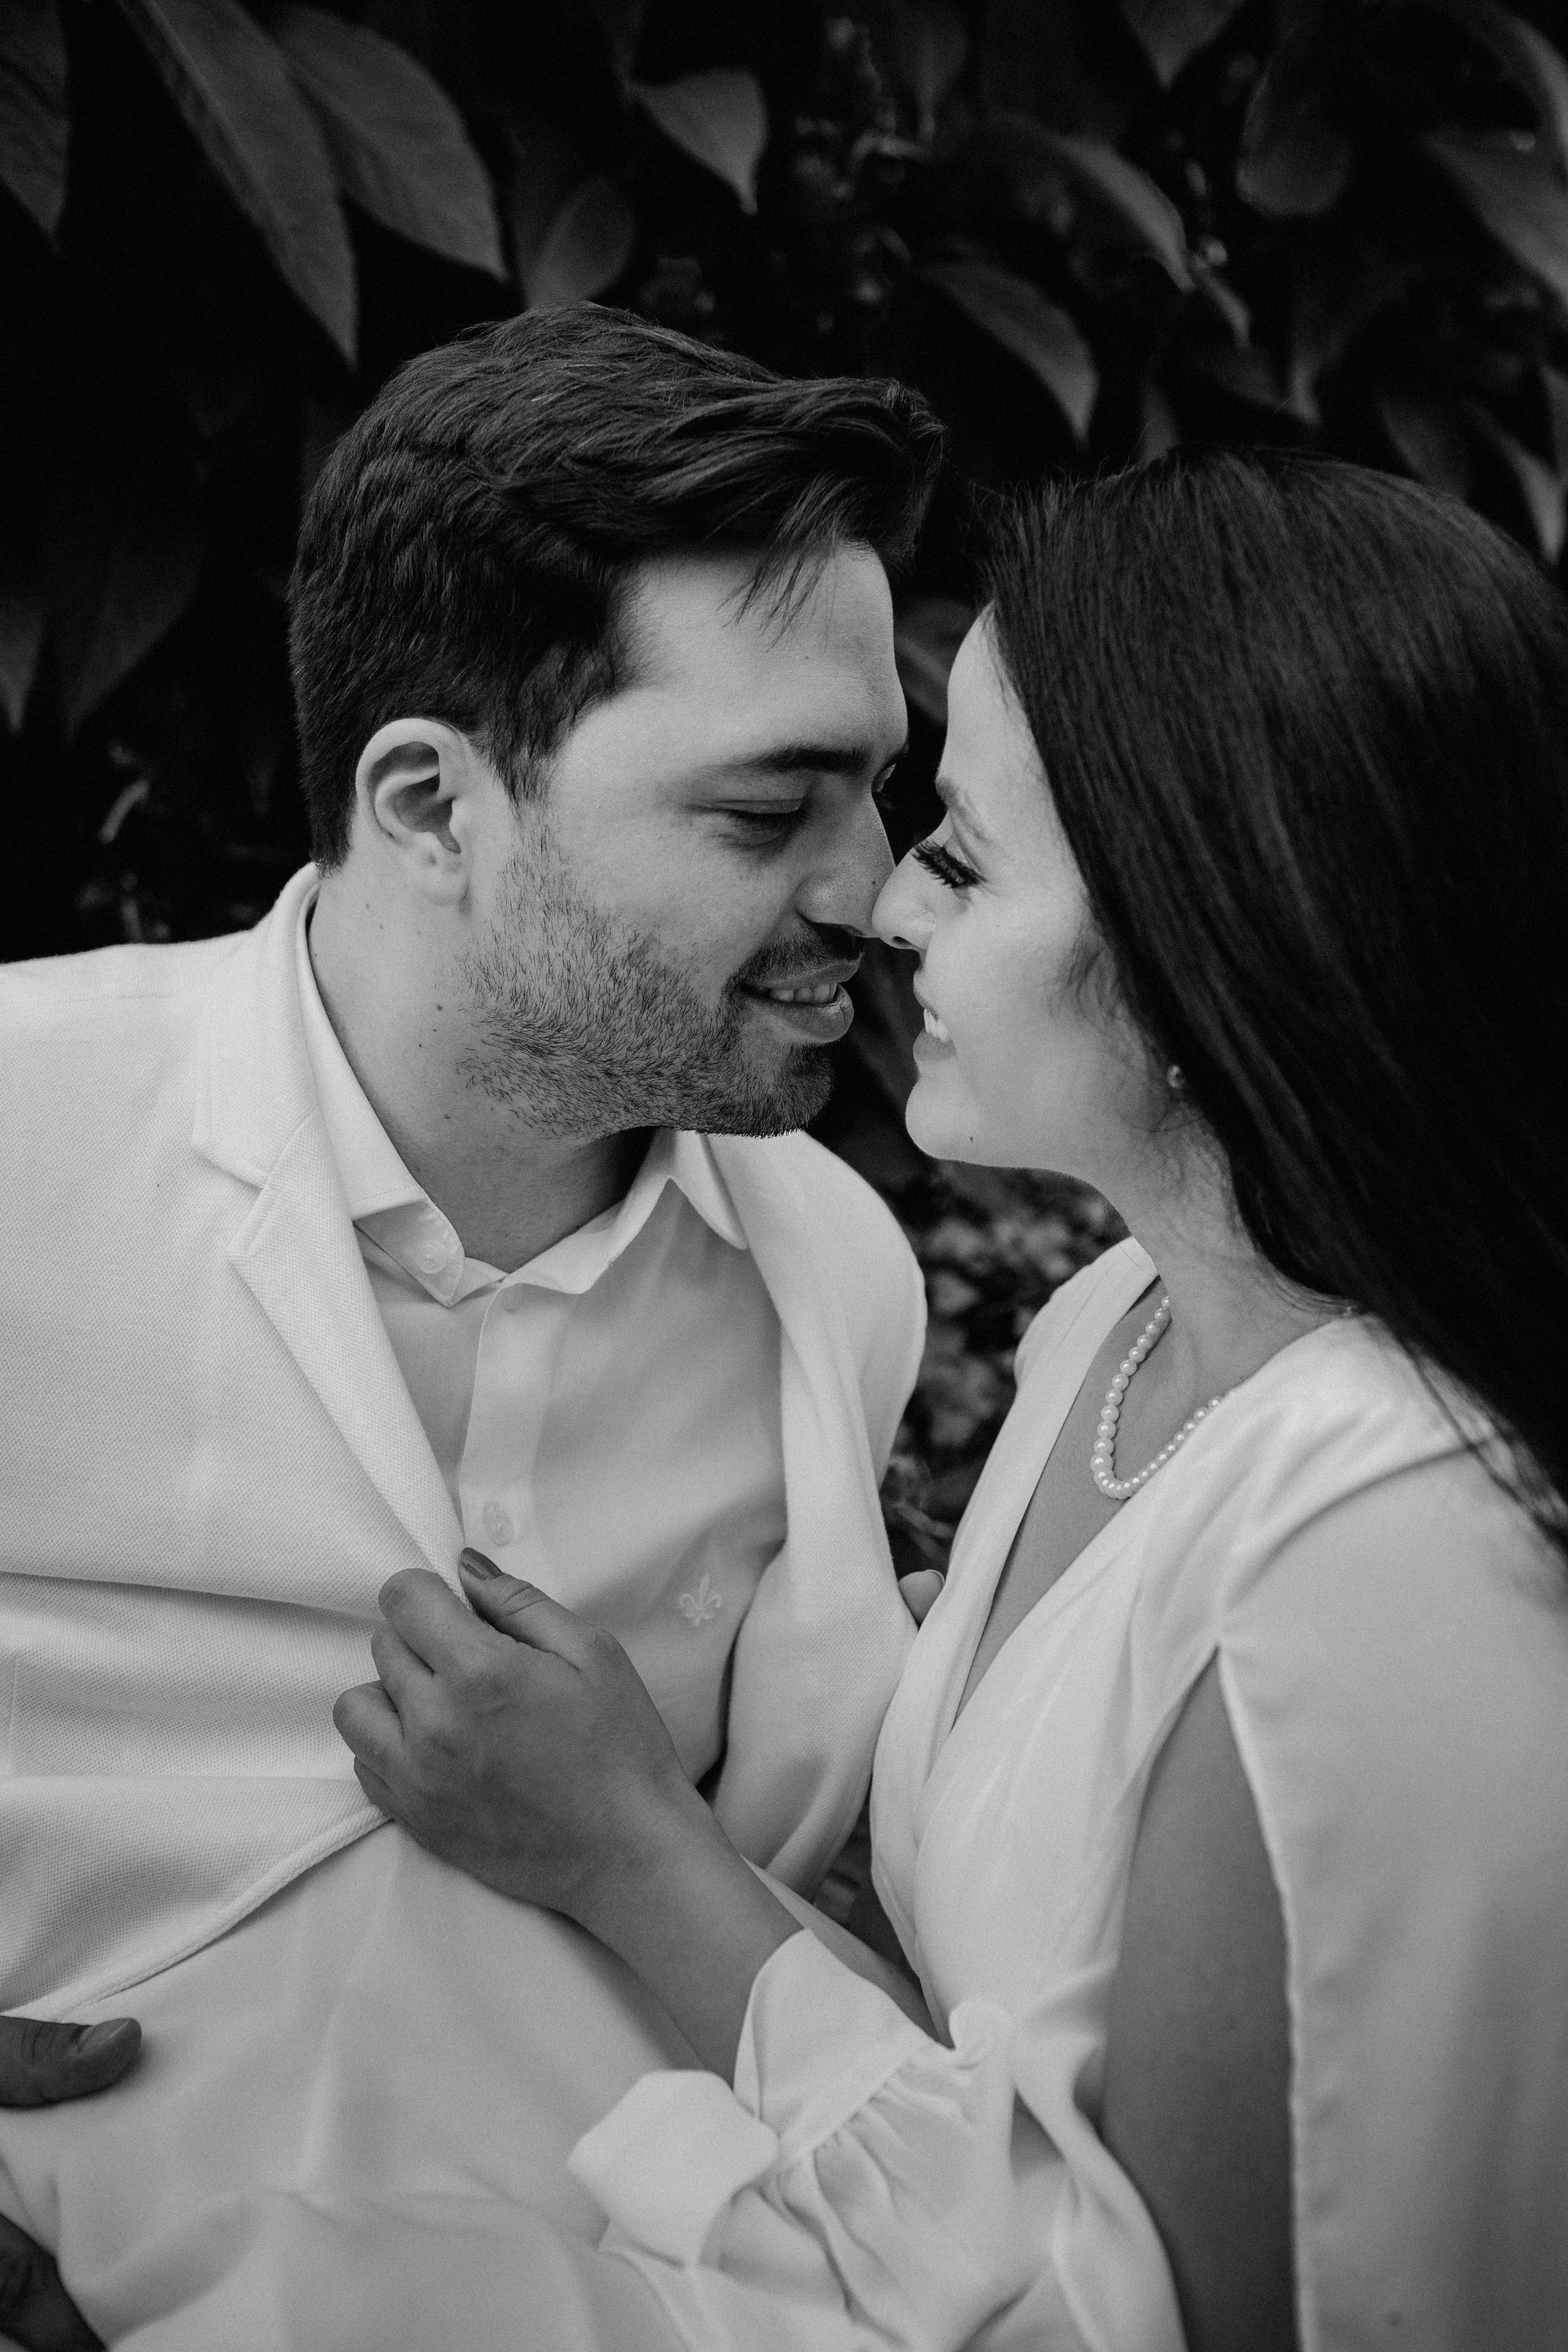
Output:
[797,793,896,936]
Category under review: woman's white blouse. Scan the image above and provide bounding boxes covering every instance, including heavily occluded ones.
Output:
[573,1240,1568,2349]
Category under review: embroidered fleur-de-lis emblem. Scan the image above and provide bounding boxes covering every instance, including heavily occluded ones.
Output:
[677,1572,723,1626]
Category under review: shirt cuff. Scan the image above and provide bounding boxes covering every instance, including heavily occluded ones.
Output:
[734,1927,938,2155]
[568,2069,779,2265]
[567,1929,937,2263]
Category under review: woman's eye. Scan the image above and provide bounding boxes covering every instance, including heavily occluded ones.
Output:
[913,836,980,891]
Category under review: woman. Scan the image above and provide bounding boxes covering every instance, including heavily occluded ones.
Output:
[341,450,1568,2351]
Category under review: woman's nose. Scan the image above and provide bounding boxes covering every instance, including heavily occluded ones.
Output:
[872,851,930,952]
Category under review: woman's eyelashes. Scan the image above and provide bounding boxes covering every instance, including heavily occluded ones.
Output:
[913,835,981,891]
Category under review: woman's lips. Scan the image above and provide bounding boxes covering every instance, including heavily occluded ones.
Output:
[913,1001,956,1060]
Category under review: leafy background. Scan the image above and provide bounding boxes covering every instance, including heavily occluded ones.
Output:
[6,0,1568,1582]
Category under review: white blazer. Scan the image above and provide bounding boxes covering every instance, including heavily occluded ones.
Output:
[0,869,923,2015]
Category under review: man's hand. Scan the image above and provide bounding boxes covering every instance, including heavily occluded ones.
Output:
[0,2013,141,2352]
[0,2018,139,2112]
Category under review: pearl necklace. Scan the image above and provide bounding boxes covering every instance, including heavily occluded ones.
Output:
[1090,1294,1232,1502]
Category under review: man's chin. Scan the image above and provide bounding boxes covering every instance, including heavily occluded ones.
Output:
[683,1046,834,1139]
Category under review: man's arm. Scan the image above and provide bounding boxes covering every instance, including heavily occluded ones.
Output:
[0,2015,141,2352]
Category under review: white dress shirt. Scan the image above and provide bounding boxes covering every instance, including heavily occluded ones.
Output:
[294,891,787,1782]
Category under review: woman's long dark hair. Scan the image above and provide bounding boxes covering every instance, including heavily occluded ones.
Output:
[986,449,1568,1559]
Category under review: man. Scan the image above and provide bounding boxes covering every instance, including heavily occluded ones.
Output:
[0,309,942,2346]
[0,2018,140,2349]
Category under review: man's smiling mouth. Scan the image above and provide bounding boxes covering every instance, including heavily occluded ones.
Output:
[738,962,859,1040]
[755,978,842,1005]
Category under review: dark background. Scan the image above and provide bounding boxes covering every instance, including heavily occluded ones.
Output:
[5,0,1567,1552]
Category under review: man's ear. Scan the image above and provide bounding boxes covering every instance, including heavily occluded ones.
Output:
[355,718,483,900]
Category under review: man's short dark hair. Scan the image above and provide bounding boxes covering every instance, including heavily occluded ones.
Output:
[288,307,945,869]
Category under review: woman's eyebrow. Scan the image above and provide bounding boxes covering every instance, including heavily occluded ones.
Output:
[934,771,994,839]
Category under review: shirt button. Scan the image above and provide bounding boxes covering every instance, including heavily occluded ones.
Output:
[416,1239,450,1274]
[482,1500,514,1546]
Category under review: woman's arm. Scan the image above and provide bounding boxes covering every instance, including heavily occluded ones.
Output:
[1100,1657,1298,2352]
[337,1559,1298,2351]
[333,1555,804,2075]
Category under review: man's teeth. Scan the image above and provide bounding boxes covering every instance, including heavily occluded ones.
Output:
[923,1007,952,1044]
[760,981,840,1005]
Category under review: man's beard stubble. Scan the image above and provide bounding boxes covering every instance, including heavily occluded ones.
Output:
[456,835,835,1139]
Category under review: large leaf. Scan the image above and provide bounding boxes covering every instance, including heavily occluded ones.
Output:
[1136,379,1181,456]
[1237,2,1352,217]
[1238,84,1351,214]
[1423,0,1568,178]
[507,121,586,284]
[1375,387,1473,499]
[1186,342,1284,407]
[0,0,67,239]
[1287,243,1421,421]
[273,7,504,278]
[1466,400,1566,557]
[585,0,646,81]
[523,175,638,308]
[1545,363,1568,467]
[879,0,968,140]
[1426,127,1568,308]
[922,259,1098,439]
[1120,0,1249,87]
[114,0,356,362]
[979,0,1148,142]
[0,551,45,733]
[632,71,769,213]
[995,116,1192,286]
[1192,254,1250,341]
[44,458,205,738]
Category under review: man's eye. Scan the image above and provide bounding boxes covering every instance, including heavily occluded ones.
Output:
[723,805,806,836]
[913,836,980,891]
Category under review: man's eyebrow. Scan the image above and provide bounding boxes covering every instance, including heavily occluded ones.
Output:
[934,770,994,839]
[703,737,910,783]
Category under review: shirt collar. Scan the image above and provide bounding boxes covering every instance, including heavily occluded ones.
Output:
[294,882,747,1304]
[516,1126,746,1298]
[295,885,429,1225]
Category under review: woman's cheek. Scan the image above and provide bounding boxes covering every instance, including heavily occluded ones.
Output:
[906,1023,992,1155]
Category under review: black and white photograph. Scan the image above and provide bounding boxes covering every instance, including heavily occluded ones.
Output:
[3,3,1567,2346]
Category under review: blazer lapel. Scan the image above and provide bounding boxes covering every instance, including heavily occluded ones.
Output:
[193,867,464,1587]
[710,1136,893,1600]
[706,1133,912,1885]
[231,1127,465,1584]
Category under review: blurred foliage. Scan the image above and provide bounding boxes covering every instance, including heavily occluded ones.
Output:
[6,0,1568,1546]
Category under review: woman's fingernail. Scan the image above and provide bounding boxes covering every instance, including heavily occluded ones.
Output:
[459,1548,500,1580]
[79,2020,138,2055]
